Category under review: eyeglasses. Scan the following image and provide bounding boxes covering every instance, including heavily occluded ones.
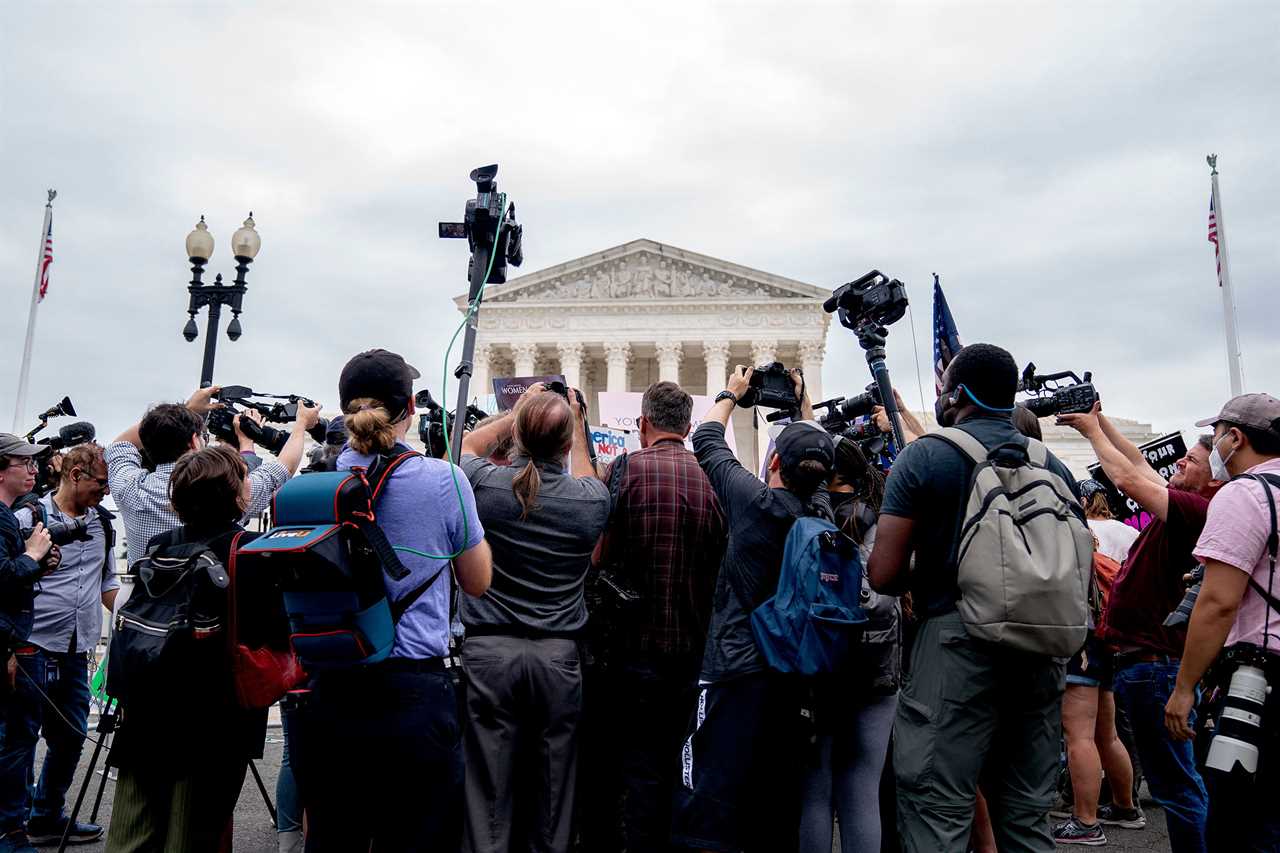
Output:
[5,458,38,472]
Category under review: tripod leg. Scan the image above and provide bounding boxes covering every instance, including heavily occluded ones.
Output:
[89,731,114,823]
[57,730,107,853]
[248,759,277,828]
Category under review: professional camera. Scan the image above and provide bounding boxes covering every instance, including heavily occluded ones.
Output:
[208,385,328,455]
[21,399,97,496]
[814,396,890,458]
[439,164,524,285]
[547,380,587,412]
[1164,564,1205,628]
[20,516,92,548]
[737,362,799,419]
[1205,642,1273,778]
[415,389,486,459]
[1018,364,1100,418]
[823,271,909,334]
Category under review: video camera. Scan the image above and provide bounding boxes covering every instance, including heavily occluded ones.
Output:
[814,393,891,457]
[824,271,909,335]
[439,164,524,286]
[1018,364,1100,418]
[208,385,328,455]
[21,397,97,495]
[415,389,487,459]
[737,362,799,422]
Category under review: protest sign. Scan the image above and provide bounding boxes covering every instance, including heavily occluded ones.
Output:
[492,375,566,411]
[590,425,641,467]
[1088,432,1187,531]
[597,391,737,453]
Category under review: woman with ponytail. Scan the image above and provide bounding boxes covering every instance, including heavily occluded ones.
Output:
[458,383,611,853]
[287,350,492,852]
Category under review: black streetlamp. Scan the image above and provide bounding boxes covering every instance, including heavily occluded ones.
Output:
[182,214,261,387]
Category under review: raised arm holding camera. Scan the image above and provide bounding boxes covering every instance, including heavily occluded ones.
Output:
[1057,401,1215,852]
[106,386,319,566]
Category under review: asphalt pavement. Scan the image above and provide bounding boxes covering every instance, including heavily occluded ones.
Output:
[42,735,1170,852]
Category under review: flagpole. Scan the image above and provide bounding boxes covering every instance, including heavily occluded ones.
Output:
[13,190,55,431]
[1208,155,1244,396]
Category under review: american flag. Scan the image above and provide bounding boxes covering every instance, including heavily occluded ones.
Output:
[933,274,962,394]
[1208,192,1222,288]
[37,217,53,302]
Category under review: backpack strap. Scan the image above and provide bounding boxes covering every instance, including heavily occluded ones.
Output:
[1233,473,1280,621]
[922,427,991,465]
[224,531,247,648]
[96,506,117,581]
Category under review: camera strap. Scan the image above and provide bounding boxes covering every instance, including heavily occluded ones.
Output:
[1235,473,1280,653]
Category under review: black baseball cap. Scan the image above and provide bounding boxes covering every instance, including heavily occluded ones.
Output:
[338,349,421,419]
[1078,479,1107,500]
[775,420,835,472]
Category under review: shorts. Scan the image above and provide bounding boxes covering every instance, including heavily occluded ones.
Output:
[1066,637,1114,689]
[670,671,804,852]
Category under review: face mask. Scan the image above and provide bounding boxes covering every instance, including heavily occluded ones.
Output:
[1209,433,1236,481]
[934,392,955,428]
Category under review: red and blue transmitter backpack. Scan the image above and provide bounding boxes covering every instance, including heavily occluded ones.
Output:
[236,449,442,670]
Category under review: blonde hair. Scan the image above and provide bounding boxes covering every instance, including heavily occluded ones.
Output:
[344,397,398,454]
[1084,491,1113,520]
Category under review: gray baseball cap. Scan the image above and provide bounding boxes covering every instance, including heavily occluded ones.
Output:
[0,433,48,458]
[1195,393,1280,439]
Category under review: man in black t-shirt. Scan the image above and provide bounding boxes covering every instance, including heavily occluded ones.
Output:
[869,344,1080,853]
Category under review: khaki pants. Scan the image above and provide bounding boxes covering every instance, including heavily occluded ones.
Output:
[894,612,1065,853]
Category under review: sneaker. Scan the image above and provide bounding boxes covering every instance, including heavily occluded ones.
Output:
[25,817,104,846]
[1053,818,1107,846]
[1096,804,1146,829]
[0,831,37,853]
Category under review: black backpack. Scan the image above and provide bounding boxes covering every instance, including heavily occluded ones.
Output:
[106,532,234,705]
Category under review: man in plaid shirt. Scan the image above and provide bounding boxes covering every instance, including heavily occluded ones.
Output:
[106,387,319,566]
[593,381,726,853]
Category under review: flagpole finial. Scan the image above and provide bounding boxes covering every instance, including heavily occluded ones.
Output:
[1207,154,1218,175]
[46,189,56,206]
[933,272,939,286]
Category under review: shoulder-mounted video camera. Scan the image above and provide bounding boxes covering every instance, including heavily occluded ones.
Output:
[814,393,890,457]
[208,385,328,455]
[439,164,524,285]
[21,397,97,496]
[415,389,487,459]
[1018,364,1100,418]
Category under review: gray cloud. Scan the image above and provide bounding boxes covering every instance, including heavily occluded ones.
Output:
[2,1,1276,442]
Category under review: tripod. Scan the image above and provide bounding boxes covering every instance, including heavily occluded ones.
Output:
[856,323,907,450]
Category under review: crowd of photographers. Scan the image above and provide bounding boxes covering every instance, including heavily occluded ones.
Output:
[1,341,1279,853]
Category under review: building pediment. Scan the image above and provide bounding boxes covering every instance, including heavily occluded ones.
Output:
[454,239,829,308]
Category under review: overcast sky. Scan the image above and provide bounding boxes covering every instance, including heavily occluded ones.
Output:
[2,2,1277,443]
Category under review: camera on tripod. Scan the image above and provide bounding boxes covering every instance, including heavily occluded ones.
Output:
[208,385,327,455]
[737,362,799,421]
[439,164,524,285]
[1018,363,1100,418]
[824,271,909,334]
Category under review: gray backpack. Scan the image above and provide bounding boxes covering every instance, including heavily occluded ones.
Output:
[925,427,1093,657]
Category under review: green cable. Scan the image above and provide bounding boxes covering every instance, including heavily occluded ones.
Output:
[404,202,507,562]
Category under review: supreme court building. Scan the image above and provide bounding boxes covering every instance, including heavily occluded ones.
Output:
[454,238,1160,476]
[455,239,833,473]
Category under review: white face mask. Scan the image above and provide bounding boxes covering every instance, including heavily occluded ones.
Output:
[1209,432,1236,481]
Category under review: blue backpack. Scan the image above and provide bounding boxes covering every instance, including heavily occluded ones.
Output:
[236,448,444,670]
[750,516,868,675]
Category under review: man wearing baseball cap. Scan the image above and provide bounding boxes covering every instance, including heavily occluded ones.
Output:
[0,435,55,853]
[1166,393,1280,849]
[671,365,834,853]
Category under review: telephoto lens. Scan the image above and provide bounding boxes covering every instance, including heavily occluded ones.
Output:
[1206,654,1271,778]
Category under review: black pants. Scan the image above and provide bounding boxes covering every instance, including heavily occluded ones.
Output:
[287,663,463,853]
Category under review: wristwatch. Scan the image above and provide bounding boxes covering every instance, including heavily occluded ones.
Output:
[715,390,738,405]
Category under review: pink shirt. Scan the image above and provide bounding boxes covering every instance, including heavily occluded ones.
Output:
[1194,457,1280,649]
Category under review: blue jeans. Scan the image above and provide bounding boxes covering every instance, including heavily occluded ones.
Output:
[1112,660,1207,853]
[276,705,301,834]
[0,647,90,832]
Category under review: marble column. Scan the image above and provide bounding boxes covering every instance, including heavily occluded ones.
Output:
[750,339,779,368]
[556,341,584,390]
[702,340,730,396]
[655,340,684,384]
[799,339,825,404]
[511,342,538,377]
[603,341,632,393]
[471,342,493,399]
